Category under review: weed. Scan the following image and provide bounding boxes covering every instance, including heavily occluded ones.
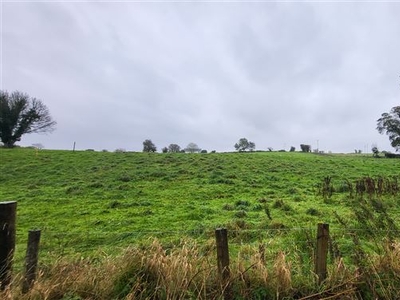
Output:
[306,207,320,216]
[235,199,251,207]
[234,210,247,218]
[222,203,234,211]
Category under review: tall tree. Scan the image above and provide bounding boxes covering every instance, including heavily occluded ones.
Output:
[142,139,157,152]
[377,106,400,152]
[0,90,56,148]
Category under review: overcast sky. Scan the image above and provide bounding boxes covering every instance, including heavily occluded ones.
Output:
[2,1,400,153]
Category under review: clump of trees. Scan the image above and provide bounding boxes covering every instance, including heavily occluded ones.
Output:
[377,106,400,152]
[234,138,255,152]
[161,144,182,153]
[0,90,56,148]
[146,141,203,153]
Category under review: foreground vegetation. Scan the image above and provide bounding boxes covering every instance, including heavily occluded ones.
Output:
[1,148,400,299]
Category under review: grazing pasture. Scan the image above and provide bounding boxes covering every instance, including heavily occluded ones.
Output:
[1,148,400,298]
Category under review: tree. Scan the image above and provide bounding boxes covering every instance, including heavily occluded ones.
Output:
[377,106,400,152]
[168,144,181,153]
[142,139,157,152]
[248,142,256,151]
[161,146,168,153]
[184,142,201,153]
[300,144,311,152]
[234,138,255,152]
[0,90,56,148]
[372,145,379,157]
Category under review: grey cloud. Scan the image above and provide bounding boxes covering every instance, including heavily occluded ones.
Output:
[2,2,400,152]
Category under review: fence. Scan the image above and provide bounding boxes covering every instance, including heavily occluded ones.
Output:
[0,201,334,298]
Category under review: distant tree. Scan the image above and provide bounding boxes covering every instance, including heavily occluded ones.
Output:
[300,144,311,152]
[168,143,181,153]
[371,145,379,157]
[161,146,168,153]
[290,146,296,152]
[32,143,44,150]
[234,138,256,152]
[384,152,400,158]
[267,147,273,152]
[142,139,157,152]
[249,142,256,151]
[200,149,208,153]
[0,90,56,148]
[184,142,201,153]
[377,106,400,152]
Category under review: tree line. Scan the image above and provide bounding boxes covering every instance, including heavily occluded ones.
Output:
[1,90,400,154]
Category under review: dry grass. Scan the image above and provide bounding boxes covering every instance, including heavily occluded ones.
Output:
[2,239,400,299]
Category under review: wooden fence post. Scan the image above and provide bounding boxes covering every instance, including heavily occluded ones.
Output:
[22,230,41,293]
[315,223,329,284]
[0,201,17,290]
[215,228,231,299]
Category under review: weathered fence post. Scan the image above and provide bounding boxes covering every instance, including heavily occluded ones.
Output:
[315,223,329,284]
[0,201,17,290]
[215,228,231,299]
[22,230,41,293]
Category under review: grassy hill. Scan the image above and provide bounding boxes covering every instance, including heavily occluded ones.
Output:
[1,148,399,253]
[1,148,400,299]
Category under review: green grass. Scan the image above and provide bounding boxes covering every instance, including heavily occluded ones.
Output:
[1,148,400,267]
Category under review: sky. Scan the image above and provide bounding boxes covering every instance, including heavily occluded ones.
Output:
[1,1,400,153]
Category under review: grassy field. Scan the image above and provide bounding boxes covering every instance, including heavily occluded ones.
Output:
[1,148,400,298]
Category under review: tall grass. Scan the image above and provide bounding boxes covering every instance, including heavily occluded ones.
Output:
[2,237,400,299]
